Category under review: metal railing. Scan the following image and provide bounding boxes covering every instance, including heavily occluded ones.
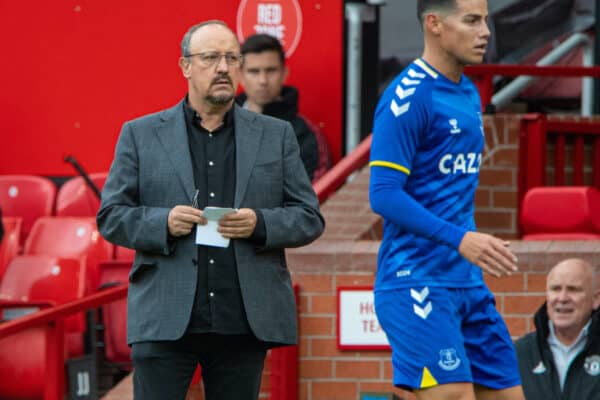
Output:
[465,33,600,115]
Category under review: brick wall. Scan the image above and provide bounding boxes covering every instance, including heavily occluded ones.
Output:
[476,114,521,238]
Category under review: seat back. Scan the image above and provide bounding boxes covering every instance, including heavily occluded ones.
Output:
[55,172,107,217]
[0,175,56,245]
[0,326,48,398]
[0,255,86,331]
[99,260,131,367]
[0,255,85,399]
[0,217,21,281]
[520,186,600,239]
[24,217,113,293]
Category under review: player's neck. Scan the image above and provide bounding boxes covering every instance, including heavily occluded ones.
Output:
[421,48,464,83]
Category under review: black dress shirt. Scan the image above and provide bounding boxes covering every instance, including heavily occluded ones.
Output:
[182,99,251,334]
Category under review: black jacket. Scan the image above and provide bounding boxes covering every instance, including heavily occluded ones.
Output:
[514,303,600,400]
[237,86,319,181]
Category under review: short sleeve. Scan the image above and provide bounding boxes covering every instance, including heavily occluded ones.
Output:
[369,78,430,176]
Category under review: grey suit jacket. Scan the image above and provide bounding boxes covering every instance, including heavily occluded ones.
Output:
[97,101,324,346]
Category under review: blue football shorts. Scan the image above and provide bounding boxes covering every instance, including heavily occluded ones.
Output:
[374,285,521,391]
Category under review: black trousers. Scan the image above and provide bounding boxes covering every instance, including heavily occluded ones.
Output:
[131,333,267,400]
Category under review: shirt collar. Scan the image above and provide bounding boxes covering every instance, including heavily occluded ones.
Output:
[548,319,591,349]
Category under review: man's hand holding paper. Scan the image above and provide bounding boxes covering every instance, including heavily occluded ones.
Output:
[218,208,257,239]
[195,206,236,248]
[168,205,206,237]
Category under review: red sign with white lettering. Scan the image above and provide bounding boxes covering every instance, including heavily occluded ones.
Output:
[236,0,303,57]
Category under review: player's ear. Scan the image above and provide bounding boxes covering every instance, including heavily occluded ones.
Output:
[425,13,442,36]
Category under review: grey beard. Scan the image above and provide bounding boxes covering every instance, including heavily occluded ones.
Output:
[206,94,233,105]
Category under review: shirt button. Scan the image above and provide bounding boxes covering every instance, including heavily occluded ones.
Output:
[210,192,215,198]
[209,133,213,138]
[208,161,214,166]
[209,259,215,264]
[209,292,215,297]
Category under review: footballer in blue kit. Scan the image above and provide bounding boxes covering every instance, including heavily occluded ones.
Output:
[369,1,524,400]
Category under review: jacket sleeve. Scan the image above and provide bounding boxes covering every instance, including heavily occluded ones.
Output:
[259,122,324,249]
[96,122,173,255]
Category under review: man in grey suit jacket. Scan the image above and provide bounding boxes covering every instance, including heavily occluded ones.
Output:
[97,20,324,400]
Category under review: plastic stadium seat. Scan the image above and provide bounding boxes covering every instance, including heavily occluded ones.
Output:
[0,175,56,246]
[55,172,107,217]
[0,255,86,334]
[0,255,86,399]
[0,217,21,281]
[24,217,113,293]
[520,186,600,240]
[99,261,131,368]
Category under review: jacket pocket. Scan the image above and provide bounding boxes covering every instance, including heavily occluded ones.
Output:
[129,262,157,283]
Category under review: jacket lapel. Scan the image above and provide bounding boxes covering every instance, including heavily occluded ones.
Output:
[154,101,195,202]
[234,105,263,208]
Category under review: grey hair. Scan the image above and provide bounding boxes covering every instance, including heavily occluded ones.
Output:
[180,20,234,57]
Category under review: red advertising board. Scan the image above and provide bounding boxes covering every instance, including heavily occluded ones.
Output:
[0,0,342,176]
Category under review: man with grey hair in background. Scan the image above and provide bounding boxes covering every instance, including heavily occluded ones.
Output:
[515,258,600,399]
[97,20,323,399]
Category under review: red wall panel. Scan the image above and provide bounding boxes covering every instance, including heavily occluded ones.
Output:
[0,0,342,175]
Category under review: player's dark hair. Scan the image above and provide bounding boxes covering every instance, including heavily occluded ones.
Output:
[417,0,457,24]
[240,34,285,65]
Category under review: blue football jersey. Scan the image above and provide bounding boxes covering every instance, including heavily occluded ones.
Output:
[370,58,485,289]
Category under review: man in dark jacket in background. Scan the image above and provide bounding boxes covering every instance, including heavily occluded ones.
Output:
[515,258,600,399]
[237,33,319,181]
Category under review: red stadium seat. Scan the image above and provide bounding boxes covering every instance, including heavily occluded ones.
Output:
[55,172,107,217]
[24,217,113,293]
[99,261,131,368]
[520,186,600,240]
[0,217,21,281]
[0,175,56,246]
[0,255,86,399]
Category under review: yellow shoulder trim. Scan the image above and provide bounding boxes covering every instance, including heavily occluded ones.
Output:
[414,59,439,79]
[369,161,410,175]
[420,367,438,388]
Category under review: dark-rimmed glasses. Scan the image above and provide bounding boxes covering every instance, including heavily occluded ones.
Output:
[185,52,243,67]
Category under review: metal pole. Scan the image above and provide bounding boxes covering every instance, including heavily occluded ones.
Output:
[492,33,591,110]
[582,38,594,116]
[345,3,364,156]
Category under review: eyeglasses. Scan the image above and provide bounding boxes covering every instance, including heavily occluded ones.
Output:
[185,52,243,67]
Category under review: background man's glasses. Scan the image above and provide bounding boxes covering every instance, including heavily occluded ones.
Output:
[186,52,243,67]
